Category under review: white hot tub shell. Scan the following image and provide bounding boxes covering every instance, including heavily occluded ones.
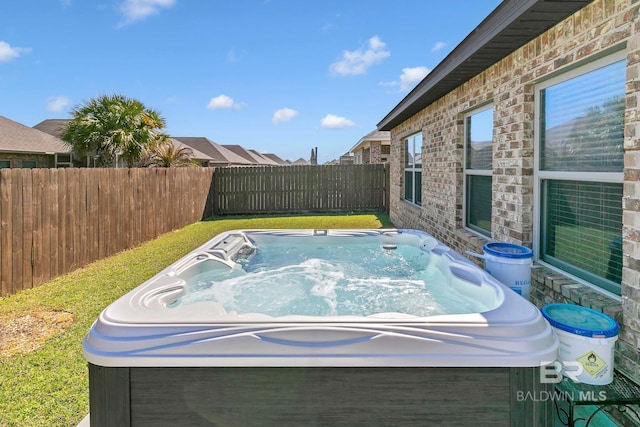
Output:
[84,228,557,367]
[84,229,559,427]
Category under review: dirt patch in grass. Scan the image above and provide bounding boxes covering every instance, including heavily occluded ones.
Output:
[0,311,74,357]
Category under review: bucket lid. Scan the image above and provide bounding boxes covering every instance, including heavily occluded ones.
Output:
[541,303,619,338]
[483,242,533,259]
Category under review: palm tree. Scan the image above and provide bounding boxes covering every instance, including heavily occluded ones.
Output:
[61,94,166,167]
[138,135,197,168]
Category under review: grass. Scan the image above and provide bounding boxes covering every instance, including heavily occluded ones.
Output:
[0,213,393,427]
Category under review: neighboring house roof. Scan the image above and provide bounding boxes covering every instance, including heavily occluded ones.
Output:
[174,137,252,166]
[222,145,279,165]
[168,138,214,162]
[349,130,390,153]
[0,115,71,154]
[261,153,289,166]
[377,0,592,131]
[468,140,492,169]
[248,149,281,166]
[33,119,69,138]
[33,121,289,166]
[291,158,310,166]
[34,121,214,163]
[339,153,355,165]
[222,144,257,163]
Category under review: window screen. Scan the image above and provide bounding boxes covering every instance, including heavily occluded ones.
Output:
[538,56,624,294]
[541,60,624,172]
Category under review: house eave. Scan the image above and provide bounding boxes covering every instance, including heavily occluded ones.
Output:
[0,148,69,156]
[377,0,593,131]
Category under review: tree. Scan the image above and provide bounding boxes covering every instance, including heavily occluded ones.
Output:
[138,135,197,168]
[61,94,166,167]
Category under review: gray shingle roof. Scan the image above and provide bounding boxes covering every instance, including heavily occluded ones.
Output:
[261,153,289,166]
[174,137,252,165]
[248,149,281,166]
[223,145,275,165]
[0,115,71,154]
[168,138,214,162]
[361,130,390,142]
[350,129,390,153]
[32,119,69,138]
[221,144,252,162]
[30,121,288,166]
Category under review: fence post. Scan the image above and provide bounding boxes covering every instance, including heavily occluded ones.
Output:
[384,164,390,213]
[210,167,219,217]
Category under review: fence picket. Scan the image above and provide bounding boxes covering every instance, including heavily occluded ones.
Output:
[0,165,386,296]
[11,171,23,294]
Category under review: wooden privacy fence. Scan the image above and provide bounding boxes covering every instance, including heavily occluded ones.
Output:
[0,164,388,296]
[212,164,389,215]
[0,167,214,296]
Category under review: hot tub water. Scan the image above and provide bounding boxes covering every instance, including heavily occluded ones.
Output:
[172,241,490,317]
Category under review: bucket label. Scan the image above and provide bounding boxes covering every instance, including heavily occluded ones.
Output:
[576,350,606,376]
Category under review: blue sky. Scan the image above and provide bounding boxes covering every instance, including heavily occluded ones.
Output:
[1,0,502,164]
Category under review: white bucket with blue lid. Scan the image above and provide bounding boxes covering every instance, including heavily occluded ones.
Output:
[541,303,619,385]
[482,242,533,299]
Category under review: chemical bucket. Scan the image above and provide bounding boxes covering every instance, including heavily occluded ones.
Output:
[482,242,533,299]
[541,303,619,385]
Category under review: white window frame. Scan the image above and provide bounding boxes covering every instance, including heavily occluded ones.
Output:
[533,50,625,298]
[463,104,493,237]
[404,132,423,206]
[55,152,73,168]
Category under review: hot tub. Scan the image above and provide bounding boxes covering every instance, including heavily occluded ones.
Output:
[84,229,558,427]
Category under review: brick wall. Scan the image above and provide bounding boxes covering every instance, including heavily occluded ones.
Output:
[369,141,381,164]
[0,153,55,168]
[388,0,640,383]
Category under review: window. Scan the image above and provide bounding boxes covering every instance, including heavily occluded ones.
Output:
[0,160,10,169]
[464,105,493,236]
[404,133,422,206]
[21,160,37,168]
[536,53,625,295]
[55,153,73,168]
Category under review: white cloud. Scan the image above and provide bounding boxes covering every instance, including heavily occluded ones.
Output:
[207,94,243,110]
[272,108,298,124]
[329,35,390,76]
[46,96,70,112]
[369,36,385,50]
[321,114,355,129]
[399,66,429,91]
[0,41,32,62]
[432,41,447,52]
[378,80,398,88]
[379,66,430,92]
[119,0,175,25]
[226,49,240,63]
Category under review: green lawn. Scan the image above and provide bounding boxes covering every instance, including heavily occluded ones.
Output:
[0,213,392,427]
